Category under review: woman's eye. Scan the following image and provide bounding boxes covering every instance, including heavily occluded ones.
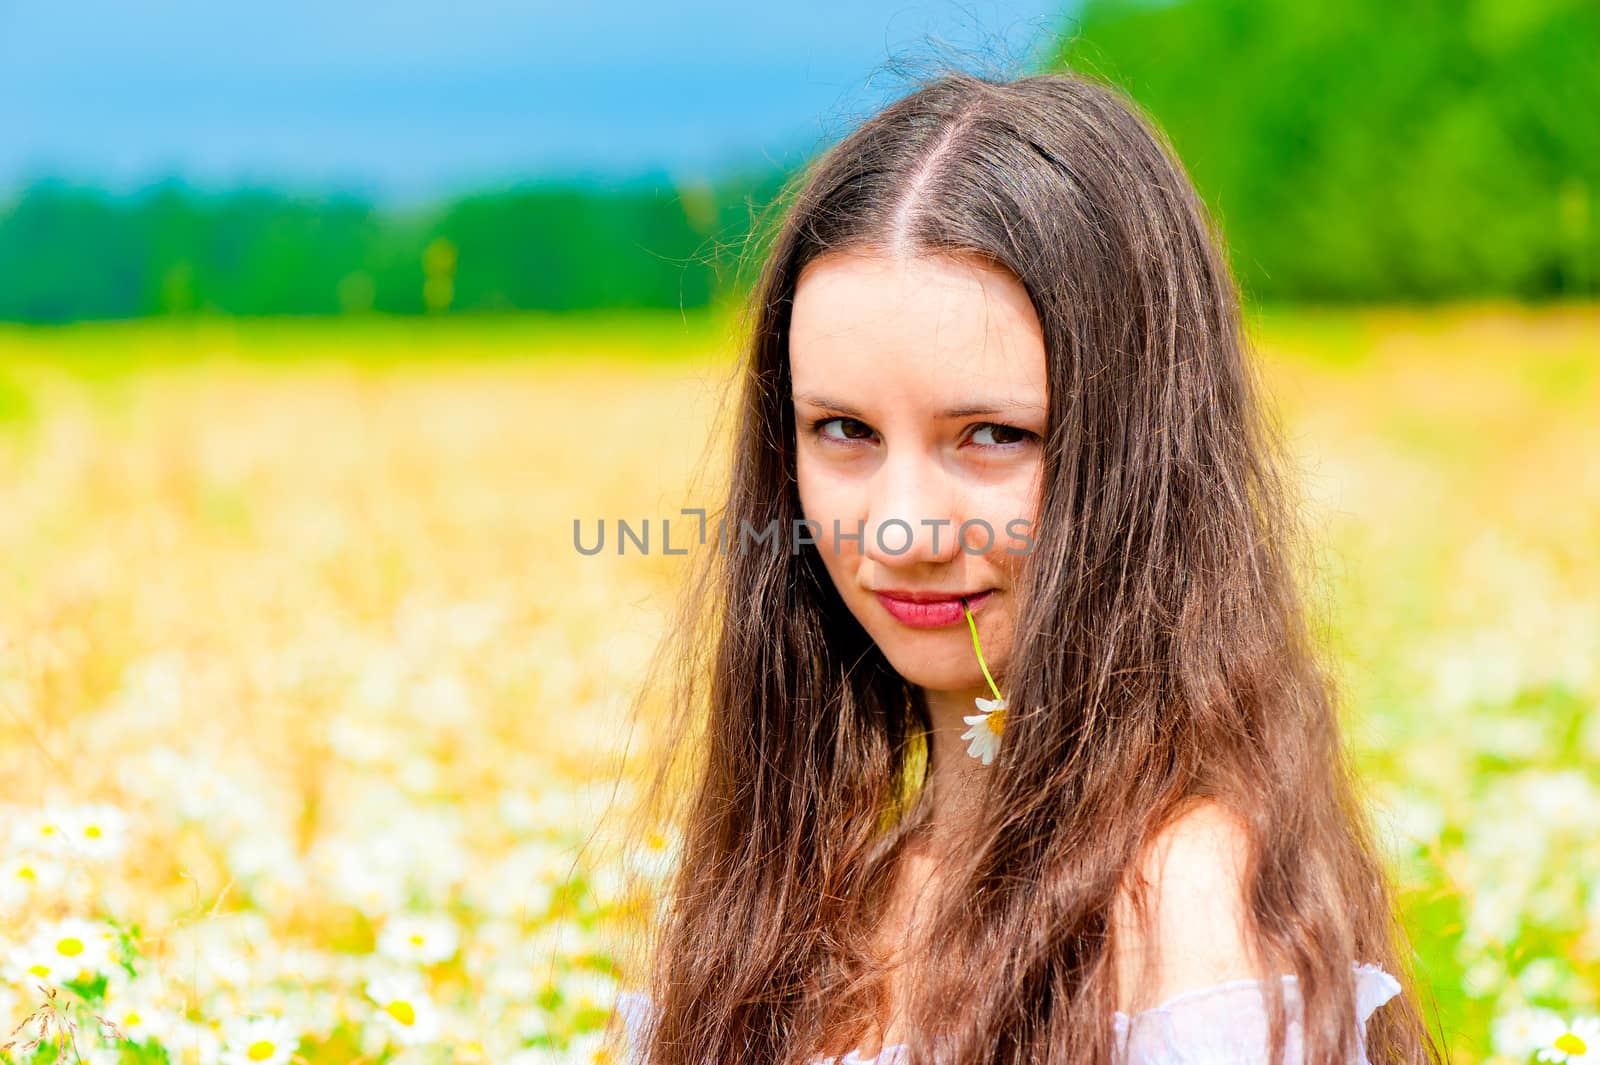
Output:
[813,416,875,443]
[970,423,1034,448]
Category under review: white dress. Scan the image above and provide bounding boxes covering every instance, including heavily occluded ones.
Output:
[613,961,1401,1064]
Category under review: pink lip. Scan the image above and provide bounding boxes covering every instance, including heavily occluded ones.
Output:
[873,589,994,628]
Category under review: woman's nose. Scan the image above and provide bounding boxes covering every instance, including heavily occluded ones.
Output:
[860,451,967,567]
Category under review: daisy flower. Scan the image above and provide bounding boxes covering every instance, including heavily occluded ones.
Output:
[218,1014,300,1065]
[962,697,1007,766]
[365,971,442,1045]
[1537,1016,1600,1064]
[98,979,173,1045]
[376,912,459,966]
[62,803,130,862]
[11,806,74,857]
[625,826,682,884]
[960,597,1007,765]
[0,852,66,911]
[1493,1007,1567,1058]
[11,916,118,985]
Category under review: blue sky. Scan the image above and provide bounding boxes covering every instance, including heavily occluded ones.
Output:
[0,1,1071,205]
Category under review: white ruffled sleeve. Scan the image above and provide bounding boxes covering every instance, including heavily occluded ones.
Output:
[1112,962,1402,1065]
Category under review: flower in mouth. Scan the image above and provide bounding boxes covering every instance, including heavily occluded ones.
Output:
[959,595,1006,765]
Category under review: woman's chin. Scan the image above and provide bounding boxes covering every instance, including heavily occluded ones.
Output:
[881,650,993,695]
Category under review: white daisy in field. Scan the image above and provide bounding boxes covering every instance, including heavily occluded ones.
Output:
[376,912,459,966]
[961,697,1006,766]
[11,916,118,984]
[98,979,173,1044]
[62,803,130,861]
[218,1014,299,1065]
[11,806,74,857]
[365,971,442,1045]
[1537,1016,1600,1064]
[0,852,67,910]
[1493,1007,1567,1058]
[625,826,682,884]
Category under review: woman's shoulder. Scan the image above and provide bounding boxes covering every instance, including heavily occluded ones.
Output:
[1111,798,1262,1013]
[1113,960,1403,1064]
[613,962,1403,1065]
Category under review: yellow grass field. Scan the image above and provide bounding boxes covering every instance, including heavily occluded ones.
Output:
[0,305,1595,1064]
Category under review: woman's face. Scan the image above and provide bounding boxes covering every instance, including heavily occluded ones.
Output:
[789,250,1047,694]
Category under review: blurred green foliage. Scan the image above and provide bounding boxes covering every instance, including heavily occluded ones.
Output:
[1058,0,1599,301]
[1,0,1594,321]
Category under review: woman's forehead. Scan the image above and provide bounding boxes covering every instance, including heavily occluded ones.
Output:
[789,250,1047,401]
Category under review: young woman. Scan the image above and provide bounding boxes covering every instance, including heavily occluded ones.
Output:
[602,69,1442,1065]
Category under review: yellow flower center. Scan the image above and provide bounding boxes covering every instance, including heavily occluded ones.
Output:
[409,934,425,946]
[18,865,36,880]
[123,1011,142,1027]
[85,825,103,839]
[385,1000,417,1027]
[28,964,50,978]
[57,937,85,957]
[246,1039,278,1061]
[1554,1033,1587,1055]
[988,709,1006,736]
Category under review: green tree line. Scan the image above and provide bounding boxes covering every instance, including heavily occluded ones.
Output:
[0,172,784,322]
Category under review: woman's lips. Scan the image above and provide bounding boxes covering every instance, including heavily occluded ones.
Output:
[873,589,994,628]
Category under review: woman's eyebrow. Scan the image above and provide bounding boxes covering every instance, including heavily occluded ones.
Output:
[793,392,1046,420]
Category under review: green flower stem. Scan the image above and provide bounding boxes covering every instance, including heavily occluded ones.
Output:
[962,596,1004,701]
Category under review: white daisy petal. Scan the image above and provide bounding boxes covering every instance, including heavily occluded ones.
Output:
[960,711,1003,766]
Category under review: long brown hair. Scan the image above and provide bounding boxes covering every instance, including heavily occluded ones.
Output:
[602,67,1442,1065]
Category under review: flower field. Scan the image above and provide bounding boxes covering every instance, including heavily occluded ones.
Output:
[0,305,1595,1063]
